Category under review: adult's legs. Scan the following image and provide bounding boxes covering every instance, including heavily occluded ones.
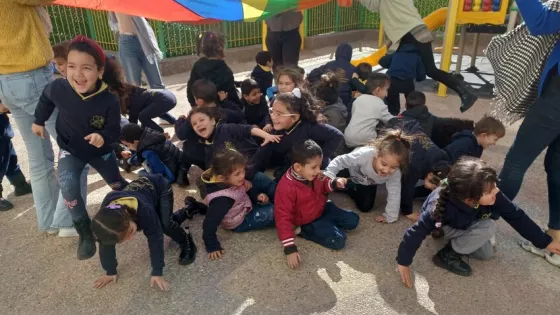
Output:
[345,181,377,212]
[281,29,302,67]
[118,35,143,86]
[386,77,407,115]
[140,50,165,89]
[0,66,60,231]
[266,30,284,69]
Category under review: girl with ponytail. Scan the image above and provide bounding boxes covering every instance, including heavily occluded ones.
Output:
[396,157,560,288]
[32,35,128,261]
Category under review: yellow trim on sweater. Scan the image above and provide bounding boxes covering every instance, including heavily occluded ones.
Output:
[258,64,271,72]
[71,81,109,101]
[0,0,54,74]
[110,197,139,211]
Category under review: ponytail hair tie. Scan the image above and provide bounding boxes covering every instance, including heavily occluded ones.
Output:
[292,88,302,99]
[107,203,122,209]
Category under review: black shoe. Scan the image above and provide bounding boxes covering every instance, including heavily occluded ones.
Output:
[178,230,197,265]
[185,196,207,215]
[73,217,97,260]
[119,159,132,173]
[455,82,478,113]
[0,198,14,211]
[432,244,472,277]
[176,166,190,187]
[173,197,207,223]
[8,171,32,197]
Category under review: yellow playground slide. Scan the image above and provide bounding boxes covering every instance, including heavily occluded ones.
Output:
[351,7,449,67]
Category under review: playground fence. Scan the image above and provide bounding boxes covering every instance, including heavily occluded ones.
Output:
[47,0,450,58]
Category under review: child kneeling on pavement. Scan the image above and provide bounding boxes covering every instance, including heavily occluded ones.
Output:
[274,140,359,269]
[91,174,199,291]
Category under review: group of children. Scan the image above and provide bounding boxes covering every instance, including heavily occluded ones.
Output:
[20,32,560,292]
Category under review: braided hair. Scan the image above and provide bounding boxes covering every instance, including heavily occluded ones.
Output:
[91,204,138,245]
[431,157,498,238]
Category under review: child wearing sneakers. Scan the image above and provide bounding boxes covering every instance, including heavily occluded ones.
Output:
[275,140,359,269]
[91,174,197,291]
[201,149,277,260]
[444,115,505,163]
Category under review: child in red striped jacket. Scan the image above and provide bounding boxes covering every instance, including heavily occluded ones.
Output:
[274,140,359,268]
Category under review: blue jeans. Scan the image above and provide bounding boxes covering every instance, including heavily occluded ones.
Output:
[233,172,277,232]
[58,150,127,221]
[499,76,560,230]
[118,34,165,89]
[300,202,359,250]
[0,66,89,230]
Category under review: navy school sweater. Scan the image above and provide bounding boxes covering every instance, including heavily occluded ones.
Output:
[98,174,172,276]
[128,87,177,125]
[248,120,343,179]
[242,96,270,128]
[34,79,121,160]
[201,123,259,167]
[251,65,274,95]
[444,130,483,164]
[187,57,240,107]
[396,189,553,266]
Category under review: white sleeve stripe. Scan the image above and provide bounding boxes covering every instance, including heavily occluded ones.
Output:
[283,241,295,247]
[281,238,295,244]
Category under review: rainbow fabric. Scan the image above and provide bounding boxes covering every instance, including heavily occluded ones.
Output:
[53,0,341,23]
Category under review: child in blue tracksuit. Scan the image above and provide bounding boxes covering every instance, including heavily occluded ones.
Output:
[0,101,32,211]
[379,44,426,115]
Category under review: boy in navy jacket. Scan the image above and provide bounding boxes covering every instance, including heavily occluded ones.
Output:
[240,78,270,129]
[444,115,505,163]
[379,44,426,115]
[251,51,274,95]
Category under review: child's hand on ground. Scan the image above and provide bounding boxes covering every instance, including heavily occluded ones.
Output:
[335,178,347,189]
[405,212,420,222]
[243,180,253,191]
[218,91,228,101]
[208,250,225,260]
[546,241,560,255]
[85,133,104,148]
[121,151,132,159]
[150,276,170,291]
[397,264,413,288]
[93,274,118,289]
[375,215,386,223]
[257,193,269,204]
[287,252,301,269]
[263,124,273,132]
[32,123,46,139]
[261,133,282,146]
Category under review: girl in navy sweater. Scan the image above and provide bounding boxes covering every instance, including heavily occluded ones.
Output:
[250,88,344,181]
[32,36,128,261]
[396,158,560,288]
[91,174,197,291]
[117,85,177,133]
[201,149,276,260]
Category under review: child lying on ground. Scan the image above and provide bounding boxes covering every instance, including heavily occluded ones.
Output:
[91,174,197,291]
[275,140,359,269]
[201,149,277,260]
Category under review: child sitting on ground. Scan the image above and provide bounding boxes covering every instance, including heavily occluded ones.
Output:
[120,123,189,186]
[275,140,359,269]
[349,62,372,98]
[445,115,505,164]
[240,78,270,129]
[52,40,70,77]
[187,31,240,107]
[251,51,274,95]
[91,174,198,291]
[379,44,426,115]
[313,70,348,133]
[201,149,277,260]
[396,158,560,287]
[266,66,305,102]
[344,73,395,148]
[400,91,475,148]
[326,129,412,222]
[249,88,344,181]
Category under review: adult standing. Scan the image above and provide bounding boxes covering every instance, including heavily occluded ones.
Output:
[486,0,560,267]
[359,0,478,112]
[265,10,303,69]
[0,0,87,237]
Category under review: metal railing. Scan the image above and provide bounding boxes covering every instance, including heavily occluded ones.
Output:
[47,0,449,57]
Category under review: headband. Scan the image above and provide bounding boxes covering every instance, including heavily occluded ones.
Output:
[71,35,105,63]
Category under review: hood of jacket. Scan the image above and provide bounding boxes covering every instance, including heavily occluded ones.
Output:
[335,42,353,62]
[451,130,477,143]
[402,105,432,121]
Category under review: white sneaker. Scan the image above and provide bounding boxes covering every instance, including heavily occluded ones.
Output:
[519,241,546,257]
[58,227,79,238]
[46,229,58,235]
[545,252,560,267]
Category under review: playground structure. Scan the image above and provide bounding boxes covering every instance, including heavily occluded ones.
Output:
[351,0,512,98]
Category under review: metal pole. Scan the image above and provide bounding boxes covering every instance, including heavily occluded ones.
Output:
[470,32,480,68]
[456,25,467,74]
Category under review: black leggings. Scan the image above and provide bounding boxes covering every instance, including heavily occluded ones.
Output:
[398,32,460,92]
[386,77,415,115]
[346,181,378,212]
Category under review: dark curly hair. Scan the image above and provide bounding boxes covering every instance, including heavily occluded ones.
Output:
[196,31,226,58]
[275,88,321,123]
[209,148,248,178]
[431,157,498,237]
[313,70,347,105]
[370,129,415,175]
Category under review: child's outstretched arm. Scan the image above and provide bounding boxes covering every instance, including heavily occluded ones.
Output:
[379,169,402,223]
[274,186,300,268]
[94,244,119,289]
[396,210,436,288]
[202,197,235,259]
[324,147,367,178]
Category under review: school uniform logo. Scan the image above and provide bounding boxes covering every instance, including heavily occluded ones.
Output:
[89,115,105,130]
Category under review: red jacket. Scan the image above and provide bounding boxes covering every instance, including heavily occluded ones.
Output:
[274,168,335,252]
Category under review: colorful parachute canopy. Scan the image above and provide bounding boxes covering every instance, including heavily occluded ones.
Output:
[53,0,352,23]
